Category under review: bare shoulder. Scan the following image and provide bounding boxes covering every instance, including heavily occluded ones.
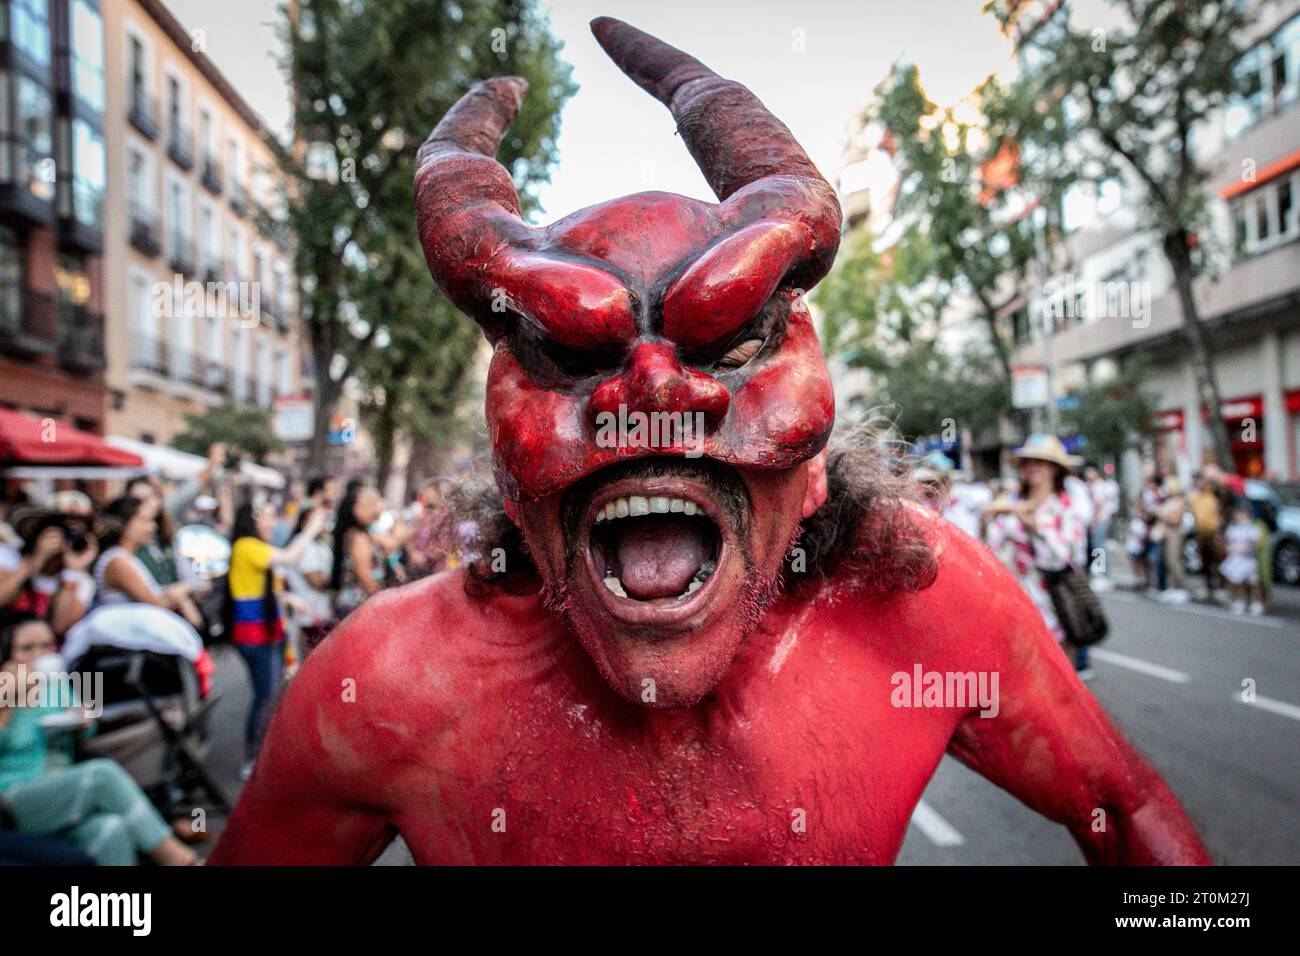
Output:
[269,570,554,785]
[835,504,1056,668]
[303,568,550,704]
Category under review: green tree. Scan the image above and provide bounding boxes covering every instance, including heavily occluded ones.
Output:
[268,0,575,470]
[817,228,1009,443]
[861,63,1069,385]
[986,0,1257,467]
[1060,358,1158,462]
[174,402,283,465]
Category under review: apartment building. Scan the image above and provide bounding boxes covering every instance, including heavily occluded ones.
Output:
[0,0,109,433]
[101,0,304,444]
[1011,1,1300,482]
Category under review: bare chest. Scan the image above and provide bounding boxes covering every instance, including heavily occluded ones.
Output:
[387,625,965,864]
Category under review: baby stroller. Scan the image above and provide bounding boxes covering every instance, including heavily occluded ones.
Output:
[62,604,229,818]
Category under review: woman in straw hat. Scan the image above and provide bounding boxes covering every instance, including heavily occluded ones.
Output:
[982,434,1091,677]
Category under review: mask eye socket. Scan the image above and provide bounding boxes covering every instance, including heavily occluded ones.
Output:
[715,337,764,372]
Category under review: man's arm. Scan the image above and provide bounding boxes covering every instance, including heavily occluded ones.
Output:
[207,607,398,865]
[940,535,1209,864]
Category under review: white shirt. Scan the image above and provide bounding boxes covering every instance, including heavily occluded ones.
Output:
[284,539,334,627]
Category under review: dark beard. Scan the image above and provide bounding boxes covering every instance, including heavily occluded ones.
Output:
[542,456,779,636]
[455,422,937,602]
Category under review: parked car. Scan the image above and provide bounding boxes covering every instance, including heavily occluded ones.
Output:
[1180,479,1300,586]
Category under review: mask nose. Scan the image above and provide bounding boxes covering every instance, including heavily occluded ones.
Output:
[587,341,729,429]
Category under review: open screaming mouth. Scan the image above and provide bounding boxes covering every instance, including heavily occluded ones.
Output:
[591,495,721,600]
[569,459,744,626]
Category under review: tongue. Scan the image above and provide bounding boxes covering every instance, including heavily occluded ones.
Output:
[614,515,710,600]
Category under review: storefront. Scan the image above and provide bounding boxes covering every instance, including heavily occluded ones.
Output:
[1286,389,1300,481]
[1217,395,1265,478]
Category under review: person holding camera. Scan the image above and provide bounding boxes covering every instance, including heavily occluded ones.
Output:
[0,508,97,638]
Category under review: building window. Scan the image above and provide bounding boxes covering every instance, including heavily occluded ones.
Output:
[1230,172,1300,258]
[256,335,271,406]
[16,76,54,201]
[71,118,105,227]
[167,178,188,259]
[227,225,243,280]
[275,346,290,397]
[1226,15,1300,140]
[54,254,90,329]
[127,145,151,211]
[70,0,106,113]
[199,203,217,274]
[12,0,51,67]
[0,228,21,333]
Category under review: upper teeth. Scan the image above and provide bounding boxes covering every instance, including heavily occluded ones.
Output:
[595,495,699,522]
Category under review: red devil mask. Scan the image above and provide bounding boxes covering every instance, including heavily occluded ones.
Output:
[415,17,841,507]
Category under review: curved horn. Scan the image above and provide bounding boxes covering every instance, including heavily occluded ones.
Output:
[414,77,532,331]
[590,17,840,283]
[591,17,828,201]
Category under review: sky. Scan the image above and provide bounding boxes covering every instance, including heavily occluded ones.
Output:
[167,0,1015,220]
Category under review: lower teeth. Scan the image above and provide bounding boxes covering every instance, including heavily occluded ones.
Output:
[603,558,718,600]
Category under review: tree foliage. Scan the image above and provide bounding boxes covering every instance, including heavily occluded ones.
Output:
[985,0,1259,467]
[174,402,283,465]
[1060,358,1159,463]
[269,0,576,469]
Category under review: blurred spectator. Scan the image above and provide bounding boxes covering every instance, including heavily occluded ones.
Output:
[404,479,460,576]
[225,501,327,778]
[282,507,334,657]
[0,615,197,865]
[1156,477,1189,603]
[1220,503,1264,616]
[331,485,388,619]
[982,435,1089,678]
[1189,472,1225,602]
[93,497,203,630]
[1085,464,1120,590]
[0,507,97,638]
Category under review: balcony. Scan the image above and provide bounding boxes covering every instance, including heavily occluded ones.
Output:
[229,180,249,217]
[201,255,223,284]
[128,204,161,257]
[167,233,195,276]
[168,123,195,170]
[57,307,106,372]
[201,154,222,195]
[0,148,57,226]
[0,287,59,358]
[129,334,168,379]
[128,86,160,141]
[199,360,230,394]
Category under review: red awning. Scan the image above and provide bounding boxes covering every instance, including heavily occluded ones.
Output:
[0,409,144,467]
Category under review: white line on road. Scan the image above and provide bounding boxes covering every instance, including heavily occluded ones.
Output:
[1238,694,1300,722]
[910,800,965,847]
[1102,591,1294,630]
[1089,648,1190,684]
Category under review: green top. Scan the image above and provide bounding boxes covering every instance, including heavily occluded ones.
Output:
[0,706,49,793]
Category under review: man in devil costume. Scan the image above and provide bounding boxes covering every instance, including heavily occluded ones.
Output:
[211,19,1208,865]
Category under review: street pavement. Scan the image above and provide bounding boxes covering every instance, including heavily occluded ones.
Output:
[201,581,1299,865]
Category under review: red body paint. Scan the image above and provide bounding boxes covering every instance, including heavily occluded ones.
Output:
[210,17,1208,866]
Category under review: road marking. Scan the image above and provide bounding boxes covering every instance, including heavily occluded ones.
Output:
[910,800,965,847]
[1239,694,1300,722]
[1101,591,1293,630]
[1089,648,1190,684]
